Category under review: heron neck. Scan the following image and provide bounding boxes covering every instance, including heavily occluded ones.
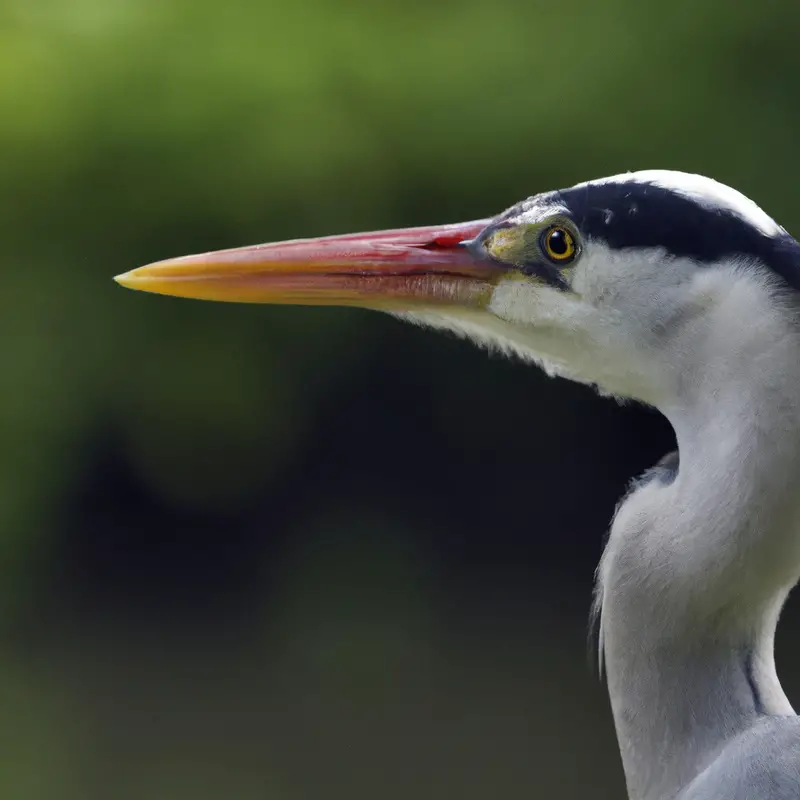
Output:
[599,329,800,800]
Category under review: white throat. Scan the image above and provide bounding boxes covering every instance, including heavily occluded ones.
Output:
[596,278,800,800]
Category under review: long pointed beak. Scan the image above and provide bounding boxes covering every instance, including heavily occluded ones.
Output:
[114,219,503,309]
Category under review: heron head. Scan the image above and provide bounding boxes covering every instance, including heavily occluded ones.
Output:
[116,171,798,406]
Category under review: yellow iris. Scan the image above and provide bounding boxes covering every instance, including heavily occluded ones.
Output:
[541,226,576,263]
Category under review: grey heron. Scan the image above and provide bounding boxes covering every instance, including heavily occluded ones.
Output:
[116,170,800,799]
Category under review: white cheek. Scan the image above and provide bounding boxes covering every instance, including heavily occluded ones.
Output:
[486,277,643,391]
[487,277,552,322]
[570,244,701,341]
[487,251,699,401]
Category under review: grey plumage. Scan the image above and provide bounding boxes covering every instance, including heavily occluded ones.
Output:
[680,717,800,798]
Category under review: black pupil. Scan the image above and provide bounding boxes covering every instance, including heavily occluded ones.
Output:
[548,229,569,255]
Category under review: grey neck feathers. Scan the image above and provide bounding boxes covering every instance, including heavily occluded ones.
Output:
[596,283,800,800]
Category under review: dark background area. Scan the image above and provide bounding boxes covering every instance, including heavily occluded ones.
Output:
[2,1,800,796]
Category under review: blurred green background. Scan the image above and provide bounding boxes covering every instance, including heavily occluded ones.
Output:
[3,0,800,797]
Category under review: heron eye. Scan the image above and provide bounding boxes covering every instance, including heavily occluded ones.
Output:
[541,226,576,264]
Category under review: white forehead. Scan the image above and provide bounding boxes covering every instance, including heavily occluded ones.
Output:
[574,170,783,237]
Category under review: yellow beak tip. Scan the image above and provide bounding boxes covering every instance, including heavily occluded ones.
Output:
[114,270,140,289]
